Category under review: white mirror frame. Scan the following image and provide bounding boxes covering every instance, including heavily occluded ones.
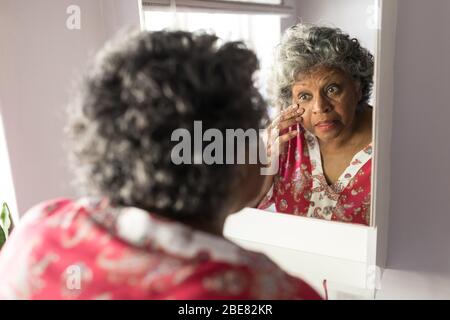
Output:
[224,0,398,299]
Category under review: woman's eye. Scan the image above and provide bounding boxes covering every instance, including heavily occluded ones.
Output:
[326,85,340,95]
[298,93,310,101]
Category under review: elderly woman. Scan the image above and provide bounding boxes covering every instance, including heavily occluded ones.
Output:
[0,30,320,299]
[258,24,374,225]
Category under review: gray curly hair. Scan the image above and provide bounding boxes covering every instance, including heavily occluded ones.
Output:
[66,30,267,221]
[271,23,374,110]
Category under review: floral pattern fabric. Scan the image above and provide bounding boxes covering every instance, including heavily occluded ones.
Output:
[259,125,372,225]
[0,198,321,300]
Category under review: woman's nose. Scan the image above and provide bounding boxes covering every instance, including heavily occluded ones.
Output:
[312,95,332,114]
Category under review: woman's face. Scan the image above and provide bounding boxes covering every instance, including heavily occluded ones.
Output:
[291,66,362,142]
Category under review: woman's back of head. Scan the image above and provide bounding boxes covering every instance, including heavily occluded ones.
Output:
[67,30,268,223]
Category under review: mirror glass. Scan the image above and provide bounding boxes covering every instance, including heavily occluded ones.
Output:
[142,0,379,227]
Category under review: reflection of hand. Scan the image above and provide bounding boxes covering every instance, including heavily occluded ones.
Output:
[267,104,304,162]
[255,104,304,206]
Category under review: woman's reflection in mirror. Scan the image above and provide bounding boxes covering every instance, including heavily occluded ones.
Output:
[257,24,374,225]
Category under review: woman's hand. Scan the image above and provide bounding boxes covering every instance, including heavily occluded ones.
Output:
[266,103,304,163]
[254,104,304,207]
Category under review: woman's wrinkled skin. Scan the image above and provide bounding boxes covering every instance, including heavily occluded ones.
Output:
[291,66,372,184]
[258,65,372,199]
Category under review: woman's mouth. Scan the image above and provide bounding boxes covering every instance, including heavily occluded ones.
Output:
[315,120,338,132]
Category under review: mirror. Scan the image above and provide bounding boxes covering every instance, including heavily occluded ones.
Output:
[256,0,378,227]
[141,0,392,298]
[143,0,378,226]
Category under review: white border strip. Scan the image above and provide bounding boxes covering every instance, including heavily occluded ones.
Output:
[224,207,374,263]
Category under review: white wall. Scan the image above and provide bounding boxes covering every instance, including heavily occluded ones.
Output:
[377,0,450,299]
[280,0,298,33]
[295,0,378,56]
[295,0,450,298]
[100,0,144,38]
[0,0,141,216]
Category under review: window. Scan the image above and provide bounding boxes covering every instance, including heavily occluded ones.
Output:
[220,0,283,4]
[142,0,293,101]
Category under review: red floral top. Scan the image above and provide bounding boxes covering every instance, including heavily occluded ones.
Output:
[259,125,372,226]
[0,197,321,300]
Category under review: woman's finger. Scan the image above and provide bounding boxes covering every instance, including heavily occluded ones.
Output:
[270,130,298,157]
[280,104,302,121]
[278,130,299,144]
[278,104,298,118]
[271,105,303,129]
[277,117,303,132]
[273,130,299,150]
